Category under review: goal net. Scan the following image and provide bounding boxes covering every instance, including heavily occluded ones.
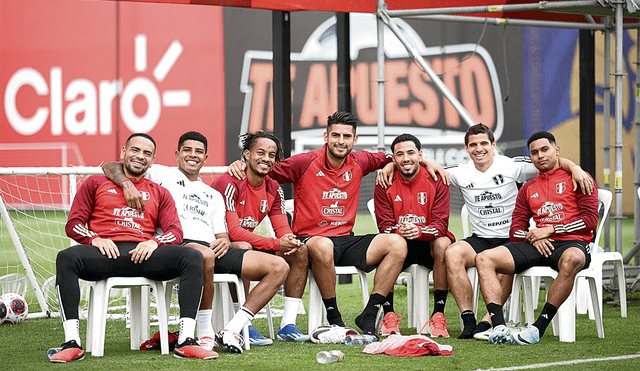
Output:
[0,166,287,324]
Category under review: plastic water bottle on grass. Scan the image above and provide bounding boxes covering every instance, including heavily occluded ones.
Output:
[344,334,378,346]
[46,347,62,359]
[316,350,344,364]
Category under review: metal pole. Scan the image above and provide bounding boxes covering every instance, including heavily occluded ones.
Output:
[604,17,612,251]
[386,1,600,17]
[378,9,476,129]
[635,22,640,264]
[404,14,606,30]
[579,29,596,178]
[376,0,386,151]
[273,11,292,197]
[614,4,624,255]
[337,13,351,113]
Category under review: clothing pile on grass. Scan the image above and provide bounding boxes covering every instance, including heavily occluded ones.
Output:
[363,334,453,357]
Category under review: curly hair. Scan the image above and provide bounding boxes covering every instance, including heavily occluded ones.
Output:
[239,131,284,164]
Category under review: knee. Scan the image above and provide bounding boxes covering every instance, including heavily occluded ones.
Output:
[432,237,450,259]
[200,249,216,272]
[307,237,332,261]
[559,251,585,274]
[445,243,465,267]
[387,234,407,257]
[474,251,493,271]
[274,257,290,280]
[290,244,309,264]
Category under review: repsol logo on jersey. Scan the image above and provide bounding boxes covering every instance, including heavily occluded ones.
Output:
[398,214,426,224]
[538,201,564,216]
[322,203,345,216]
[240,216,259,229]
[474,192,502,203]
[322,188,348,200]
[479,206,504,216]
[487,219,510,227]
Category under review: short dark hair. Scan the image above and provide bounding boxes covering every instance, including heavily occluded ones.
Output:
[391,133,421,153]
[464,123,495,145]
[178,131,208,153]
[527,131,556,148]
[125,133,156,152]
[239,131,284,164]
[327,111,358,133]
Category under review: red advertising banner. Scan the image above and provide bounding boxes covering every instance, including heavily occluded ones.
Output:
[1,0,226,167]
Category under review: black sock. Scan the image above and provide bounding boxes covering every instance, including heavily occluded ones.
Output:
[322,297,344,326]
[486,302,505,328]
[532,302,557,337]
[383,292,395,314]
[458,310,477,339]
[355,293,386,335]
[473,321,492,334]
[432,290,448,316]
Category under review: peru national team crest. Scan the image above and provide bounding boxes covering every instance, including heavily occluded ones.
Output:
[140,191,151,201]
[260,199,269,213]
[555,182,566,195]
[417,192,428,205]
[343,170,352,182]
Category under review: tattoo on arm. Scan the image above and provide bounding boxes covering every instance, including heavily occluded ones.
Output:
[102,162,128,187]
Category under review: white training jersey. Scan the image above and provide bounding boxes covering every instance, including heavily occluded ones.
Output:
[447,154,538,238]
[146,164,227,243]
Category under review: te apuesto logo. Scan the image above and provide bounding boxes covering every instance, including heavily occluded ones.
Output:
[4,35,190,136]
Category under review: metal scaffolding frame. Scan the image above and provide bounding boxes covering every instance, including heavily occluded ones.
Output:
[376,0,640,263]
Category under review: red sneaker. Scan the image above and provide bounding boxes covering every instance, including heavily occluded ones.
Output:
[50,340,84,363]
[173,338,218,359]
[422,312,450,338]
[378,312,402,336]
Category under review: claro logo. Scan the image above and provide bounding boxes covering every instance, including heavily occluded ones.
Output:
[4,35,190,136]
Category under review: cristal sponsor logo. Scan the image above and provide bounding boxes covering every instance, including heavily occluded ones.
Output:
[538,201,564,216]
[113,207,144,219]
[322,202,345,216]
[540,213,565,223]
[474,191,502,203]
[398,214,426,224]
[322,188,348,200]
[184,204,206,216]
[487,219,510,227]
[4,34,190,136]
[115,217,143,232]
[479,206,504,216]
[240,216,260,229]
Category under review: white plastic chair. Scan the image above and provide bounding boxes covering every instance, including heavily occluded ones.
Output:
[86,277,172,357]
[366,198,432,330]
[508,189,627,342]
[209,273,253,350]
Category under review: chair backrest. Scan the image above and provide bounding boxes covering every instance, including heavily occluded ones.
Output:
[460,204,471,238]
[593,188,612,250]
[366,198,379,232]
[284,199,294,218]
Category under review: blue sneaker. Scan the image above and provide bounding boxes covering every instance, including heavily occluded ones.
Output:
[513,325,540,345]
[488,324,513,344]
[248,325,273,346]
[277,324,310,342]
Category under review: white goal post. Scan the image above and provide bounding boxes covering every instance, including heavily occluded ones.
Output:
[0,166,228,320]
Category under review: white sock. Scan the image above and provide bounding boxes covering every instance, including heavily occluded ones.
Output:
[196,309,214,338]
[225,307,255,334]
[62,319,81,346]
[280,297,302,329]
[177,317,197,345]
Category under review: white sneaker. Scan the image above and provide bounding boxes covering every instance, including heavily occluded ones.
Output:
[310,325,359,344]
[197,335,218,351]
[215,329,244,354]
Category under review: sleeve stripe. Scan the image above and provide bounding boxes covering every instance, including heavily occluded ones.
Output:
[73,225,97,238]
[224,183,236,212]
[277,186,285,214]
[513,230,527,239]
[513,156,532,163]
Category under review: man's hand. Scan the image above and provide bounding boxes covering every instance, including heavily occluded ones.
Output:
[422,159,450,186]
[530,237,555,258]
[91,237,120,259]
[279,233,302,255]
[210,238,230,258]
[375,162,396,188]
[398,223,420,240]
[569,166,594,195]
[122,179,145,211]
[525,226,554,243]
[227,160,246,180]
[129,240,159,264]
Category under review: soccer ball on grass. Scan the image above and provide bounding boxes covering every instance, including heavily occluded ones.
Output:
[0,293,28,324]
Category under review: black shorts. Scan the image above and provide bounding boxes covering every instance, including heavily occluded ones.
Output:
[504,240,591,274]
[328,234,378,273]
[403,240,435,271]
[464,234,510,254]
[182,239,247,276]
